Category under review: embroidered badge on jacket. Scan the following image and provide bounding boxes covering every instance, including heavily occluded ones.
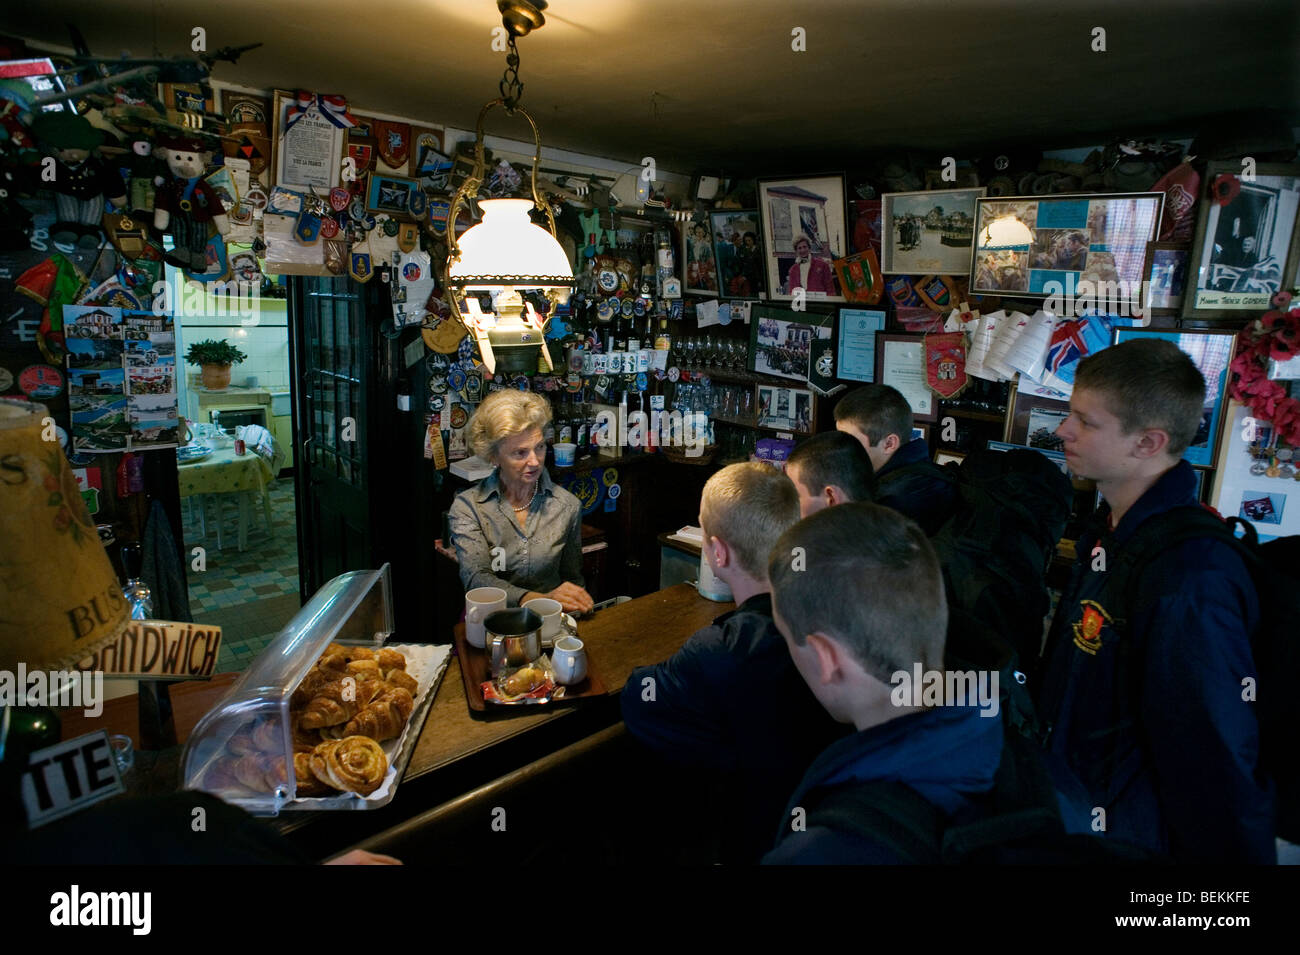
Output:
[1072,600,1113,656]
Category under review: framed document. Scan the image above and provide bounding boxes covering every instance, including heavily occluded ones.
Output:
[836,308,886,383]
[271,89,346,191]
[1183,162,1300,322]
[874,332,936,423]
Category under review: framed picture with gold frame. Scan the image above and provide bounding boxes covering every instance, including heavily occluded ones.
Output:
[161,82,214,114]
[270,89,345,192]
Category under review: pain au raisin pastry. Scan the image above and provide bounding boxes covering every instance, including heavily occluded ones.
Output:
[293,751,331,796]
[309,737,388,796]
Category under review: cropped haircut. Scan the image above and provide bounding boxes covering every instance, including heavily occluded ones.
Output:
[768,503,947,683]
[467,389,552,462]
[1073,338,1205,456]
[700,461,801,580]
[786,431,876,503]
[834,384,914,447]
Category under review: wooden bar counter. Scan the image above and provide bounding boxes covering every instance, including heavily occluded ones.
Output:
[59,583,730,860]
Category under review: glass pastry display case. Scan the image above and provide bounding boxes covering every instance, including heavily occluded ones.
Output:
[182,564,451,815]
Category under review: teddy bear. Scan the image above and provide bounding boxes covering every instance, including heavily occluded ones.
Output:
[30,111,127,248]
[152,133,230,271]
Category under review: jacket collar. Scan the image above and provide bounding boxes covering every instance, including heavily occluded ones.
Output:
[473,466,557,504]
[1098,459,1200,545]
[712,591,772,627]
[877,437,929,478]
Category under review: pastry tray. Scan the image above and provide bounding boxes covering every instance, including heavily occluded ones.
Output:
[282,642,451,812]
[452,623,606,715]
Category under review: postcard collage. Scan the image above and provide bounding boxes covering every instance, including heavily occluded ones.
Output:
[62,306,180,453]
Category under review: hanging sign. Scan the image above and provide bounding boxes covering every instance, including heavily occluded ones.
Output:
[75,620,224,679]
[924,331,969,399]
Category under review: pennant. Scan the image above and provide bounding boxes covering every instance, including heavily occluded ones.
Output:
[398,222,419,252]
[924,331,969,399]
[350,250,374,283]
[347,139,376,178]
[374,120,411,170]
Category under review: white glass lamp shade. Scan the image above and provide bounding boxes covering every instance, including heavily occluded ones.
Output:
[983,215,1034,249]
[448,198,574,289]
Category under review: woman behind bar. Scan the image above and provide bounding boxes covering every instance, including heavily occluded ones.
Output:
[449,389,595,614]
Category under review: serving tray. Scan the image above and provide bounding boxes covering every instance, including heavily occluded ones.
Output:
[452,622,606,715]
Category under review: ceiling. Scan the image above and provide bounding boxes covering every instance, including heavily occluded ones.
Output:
[5,0,1299,173]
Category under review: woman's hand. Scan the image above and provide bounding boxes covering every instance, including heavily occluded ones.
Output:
[548,582,595,616]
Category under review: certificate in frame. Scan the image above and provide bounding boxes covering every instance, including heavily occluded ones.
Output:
[874,332,937,423]
[271,89,346,192]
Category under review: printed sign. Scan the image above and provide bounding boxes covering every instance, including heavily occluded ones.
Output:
[75,621,223,680]
[21,731,124,828]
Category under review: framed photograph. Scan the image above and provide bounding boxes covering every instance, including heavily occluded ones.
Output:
[1112,327,1237,468]
[1004,390,1071,450]
[410,126,453,193]
[1210,402,1300,542]
[836,308,887,383]
[1183,162,1300,321]
[366,174,417,217]
[971,192,1164,298]
[709,210,765,298]
[1140,241,1191,315]
[271,89,346,191]
[881,187,985,275]
[749,305,824,382]
[758,174,848,303]
[682,219,720,295]
[755,384,815,434]
[874,332,937,423]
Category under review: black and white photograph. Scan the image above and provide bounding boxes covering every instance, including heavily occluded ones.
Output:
[881,187,984,275]
[1186,163,1300,318]
[758,174,847,302]
[755,383,815,434]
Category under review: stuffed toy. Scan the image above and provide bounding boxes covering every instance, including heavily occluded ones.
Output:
[153,133,229,270]
[30,112,127,248]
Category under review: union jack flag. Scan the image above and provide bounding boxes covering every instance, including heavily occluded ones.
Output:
[1047,318,1091,375]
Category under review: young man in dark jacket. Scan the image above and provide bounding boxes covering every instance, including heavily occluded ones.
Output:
[763,503,1003,864]
[834,384,954,534]
[621,462,842,861]
[784,430,875,517]
[1036,338,1274,863]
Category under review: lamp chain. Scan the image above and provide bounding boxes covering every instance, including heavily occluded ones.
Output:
[499,36,524,111]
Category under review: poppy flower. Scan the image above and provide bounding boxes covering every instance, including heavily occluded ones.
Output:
[1210,174,1241,206]
[1271,290,1293,310]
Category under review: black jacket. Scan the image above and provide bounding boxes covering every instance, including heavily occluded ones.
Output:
[875,438,956,535]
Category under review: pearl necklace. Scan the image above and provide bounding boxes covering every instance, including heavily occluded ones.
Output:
[509,480,539,512]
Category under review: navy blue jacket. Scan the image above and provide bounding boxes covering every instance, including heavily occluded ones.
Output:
[875,438,957,535]
[621,593,843,857]
[763,705,1003,864]
[1036,461,1274,863]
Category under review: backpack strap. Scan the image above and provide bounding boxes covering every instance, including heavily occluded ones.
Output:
[804,781,945,864]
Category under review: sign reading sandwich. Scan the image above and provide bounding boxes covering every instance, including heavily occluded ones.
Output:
[76,621,223,680]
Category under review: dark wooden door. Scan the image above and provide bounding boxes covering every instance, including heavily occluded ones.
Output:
[290,276,373,597]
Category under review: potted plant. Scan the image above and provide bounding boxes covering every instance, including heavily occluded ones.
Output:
[185,339,249,391]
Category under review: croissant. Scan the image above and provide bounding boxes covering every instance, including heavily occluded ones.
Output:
[291,668,332,708]
[299,689,362,729]
[376,648,405,671]
[203,756,242,790]
[309,737,388,796]
[293,751,330,796]
[227,728,258,756]
[349,647,376,661]
[233,755,270,790]
[292,720,322,753]
[383,669,418,694]
[251,719,282,753]
[343,701,407,742]
[318,724,349,742]
[346,659,381,680]
[318,649,350,671]
[263,755,288,792]
[373,686,415,721]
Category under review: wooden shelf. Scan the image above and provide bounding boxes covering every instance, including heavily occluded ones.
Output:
[709,412,759,428]
[939,406,1006,423]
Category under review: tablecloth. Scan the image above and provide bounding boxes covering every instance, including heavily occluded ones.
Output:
[177,445,274,498]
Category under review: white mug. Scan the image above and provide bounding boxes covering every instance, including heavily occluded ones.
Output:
[551,636,588,686]
[523,596,563,640]
[465,586,507,648]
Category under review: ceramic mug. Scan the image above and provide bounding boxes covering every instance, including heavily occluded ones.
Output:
[465,586,507,648]
[522,596,563,640]
[551,636,588,686]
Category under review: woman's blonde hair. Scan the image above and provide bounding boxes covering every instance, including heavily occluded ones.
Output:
[467,389,552,462]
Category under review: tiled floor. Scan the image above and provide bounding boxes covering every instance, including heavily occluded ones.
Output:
[183,479,303,673]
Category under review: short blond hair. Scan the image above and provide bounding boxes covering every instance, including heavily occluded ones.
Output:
[700,461,800,579]
[467,389,552,462]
